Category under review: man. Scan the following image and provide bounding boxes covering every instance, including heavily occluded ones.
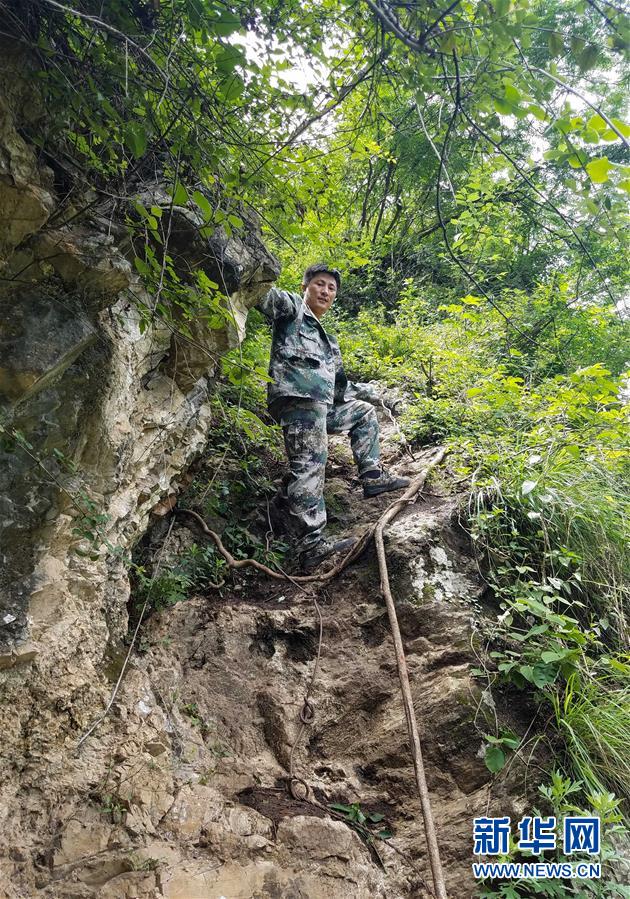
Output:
[260,263,409,570]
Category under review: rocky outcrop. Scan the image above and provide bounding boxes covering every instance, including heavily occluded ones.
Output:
[0,39,280,895]
[0,81,55,266]
[0,33,279,662]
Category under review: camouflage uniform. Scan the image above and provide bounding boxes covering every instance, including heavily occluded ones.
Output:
[260,288,382,550]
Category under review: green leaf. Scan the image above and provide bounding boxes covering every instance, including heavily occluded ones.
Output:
[578,44,598,71]
[525,624,550,637]
[134,256,150,277]
[582,129,599,144]
[219,75,245,103]
[519,664,535,683]
[494,98,514,116]
[329,802,354,814]
[586,114,608,133]
[570,35,586,56]
[586,156,611,183]
[528,105,547,121]
[215,45,245,73]
[547,32,564,56]
[212,10,241,36]
[541,651,563,663]
[531,664,556,688]
[172,182,189,206]
[568,150,590,168]
[227,213,244,228]
[609,657,630,673]
[124,122,147,158]
[485,745,506,773]
[502,887,520,899]
[611,118,630,137]
[503,83,521,104]
[440,32,456,52]
[192,190,213,222]
[368,812,385,823]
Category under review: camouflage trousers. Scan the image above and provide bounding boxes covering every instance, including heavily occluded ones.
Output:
[270,397,380,550]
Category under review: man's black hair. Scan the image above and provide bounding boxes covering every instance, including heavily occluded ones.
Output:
[303,263,341,291]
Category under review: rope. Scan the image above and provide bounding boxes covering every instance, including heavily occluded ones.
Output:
[176,448,444,584]
[286,580,324,804]
[242,551,326,804]
[285,447,448,898]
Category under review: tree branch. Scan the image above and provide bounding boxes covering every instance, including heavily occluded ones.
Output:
[530,64,629,150]
[434,53,533,338]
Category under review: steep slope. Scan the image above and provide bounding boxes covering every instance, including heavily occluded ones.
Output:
[3,431,537,898]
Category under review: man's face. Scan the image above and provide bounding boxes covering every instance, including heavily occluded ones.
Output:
[302,272,338,319]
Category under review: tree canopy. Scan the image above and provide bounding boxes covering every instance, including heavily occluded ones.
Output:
[5,0,628,328]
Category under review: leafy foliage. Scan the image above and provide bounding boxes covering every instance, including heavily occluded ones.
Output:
[329,802,393,840]
[479,772,628,897]
[327,258,628,818]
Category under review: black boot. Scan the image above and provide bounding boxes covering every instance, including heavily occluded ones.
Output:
[361,468,410,498]
[299,536,358,571]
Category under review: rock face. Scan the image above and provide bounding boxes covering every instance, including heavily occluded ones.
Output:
[0,39,282,897]
[0,35,279,663]
[1,426,534,897]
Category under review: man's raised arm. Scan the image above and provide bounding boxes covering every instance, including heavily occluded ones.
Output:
[258,287,300,321]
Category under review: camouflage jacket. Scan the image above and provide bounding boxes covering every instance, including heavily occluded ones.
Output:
[258,288,380,408]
